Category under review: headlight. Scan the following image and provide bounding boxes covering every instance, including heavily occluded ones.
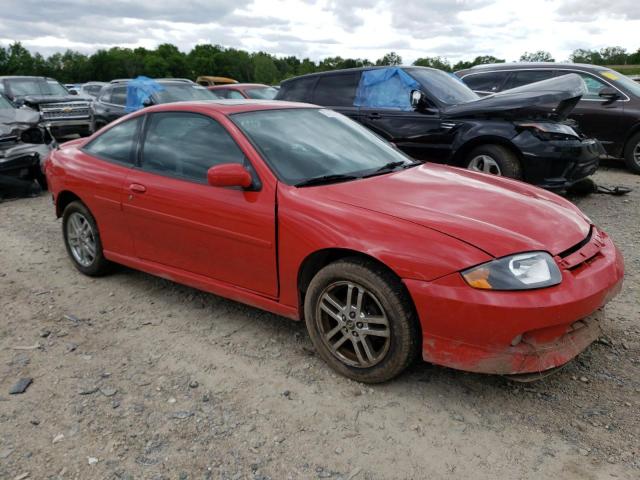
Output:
[516,122,579,141]
[461,251,562,290]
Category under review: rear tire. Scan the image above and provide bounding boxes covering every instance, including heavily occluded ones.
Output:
[304,258,420,383]
[465,144,522,179]
[623,132,640,174]
[62,201,111,276]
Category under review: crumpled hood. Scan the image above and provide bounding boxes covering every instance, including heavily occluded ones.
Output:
[0,107,41,142]
[313,164,590,258]
[443,74,586,121]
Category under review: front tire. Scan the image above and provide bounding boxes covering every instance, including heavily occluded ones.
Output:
[304,258,420,383]
[62,201,111,276]
[623,132,640,174]
[465,144,522,179]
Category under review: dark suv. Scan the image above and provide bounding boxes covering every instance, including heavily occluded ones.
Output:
[456,63,640,173]
[0,76,92,137]
[276,66,603,190]
[92,78,218,130]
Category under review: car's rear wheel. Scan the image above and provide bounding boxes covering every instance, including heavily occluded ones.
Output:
[623,132,640,174]
[62,201,111,276]
[304,258,420,383]
[465,144,522,179]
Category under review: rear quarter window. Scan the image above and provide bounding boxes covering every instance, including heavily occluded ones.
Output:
[313,73,360,107]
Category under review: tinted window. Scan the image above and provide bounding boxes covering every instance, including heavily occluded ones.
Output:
[245,87,278,99]
[141,112,245,183]
[313,73,360,106]
[463,71,510,93]
[504,70,555,90]
[578,73,608,99]
[110,86,127,106]
[405,68,478,105]
[153,83,218,103]
[277,77,317,102]
[84,117,142,164]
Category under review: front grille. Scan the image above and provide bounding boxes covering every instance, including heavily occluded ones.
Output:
[39,101,90,120]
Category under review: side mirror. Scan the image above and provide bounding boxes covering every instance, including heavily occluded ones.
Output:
[142,97,153,107]
[69,89,78,95]
[207,164,253,189]
[410,89,427,110]
[598,86,620,102]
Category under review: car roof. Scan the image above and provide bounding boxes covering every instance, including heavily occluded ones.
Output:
[280,65,437,84]
[140,99,317,115]
[458,62,609,74]
[209,83,272,90]
[0,76,58,81]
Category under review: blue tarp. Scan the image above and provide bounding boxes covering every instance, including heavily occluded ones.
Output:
[353,67,420,111]
[125,76,164,113]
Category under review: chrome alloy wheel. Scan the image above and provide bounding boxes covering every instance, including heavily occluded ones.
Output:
[315,281,391,368]
[633,141,640,165]
[468,154,502,175]
[66,212,97,267]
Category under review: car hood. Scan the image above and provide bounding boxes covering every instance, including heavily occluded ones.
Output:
[0,107,41,141]
[19,95,85,105]
[442,74,586,121]
[312,164,590,258]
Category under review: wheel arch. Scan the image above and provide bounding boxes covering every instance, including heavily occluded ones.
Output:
[55,190,83,218]
[452,135,523,167]
[623,122,640,153]
[296,248,418,324]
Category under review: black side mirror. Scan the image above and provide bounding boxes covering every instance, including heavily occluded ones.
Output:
[142,97,154,107]
[598,86,620,102]
[410,89,427,111]
[69,89,78,95]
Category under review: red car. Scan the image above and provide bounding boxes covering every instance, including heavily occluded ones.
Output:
[208,83,278,100]
[44,101,624,383]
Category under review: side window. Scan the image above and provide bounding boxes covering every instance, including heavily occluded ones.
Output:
[578,73,608,99]
[463,72,510,93]
[99,87,112,103]
[227,90,245,99]
[504,70,555,90]
[141,112,245,183]
[84,116,142,164]
[110,86,127,106]
[278,77,317,102]
[313,73,360,107]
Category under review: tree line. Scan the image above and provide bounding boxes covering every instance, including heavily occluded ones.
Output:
[1,42,639,85]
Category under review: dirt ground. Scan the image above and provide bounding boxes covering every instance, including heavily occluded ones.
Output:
[1,164,639,480]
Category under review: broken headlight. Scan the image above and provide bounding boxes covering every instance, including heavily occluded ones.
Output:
[461,252,562,290]
[516,122,580,141]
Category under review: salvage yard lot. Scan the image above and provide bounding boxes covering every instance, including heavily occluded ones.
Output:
[1,166,639,479]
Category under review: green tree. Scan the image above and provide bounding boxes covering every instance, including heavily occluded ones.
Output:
[376,51,402,66]
[519,51,555,62]
[252,53,279,84]
[453,55,504,71]
[413,56,452,71]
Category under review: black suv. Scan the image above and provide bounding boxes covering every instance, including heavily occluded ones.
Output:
[0,76,92,137]
[456,63,640,173]
[276,66,603,190]
[92,78,218,130]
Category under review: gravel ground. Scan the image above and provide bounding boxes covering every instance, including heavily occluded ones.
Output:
[1,164,639,480]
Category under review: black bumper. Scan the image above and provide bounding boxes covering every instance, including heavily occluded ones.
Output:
[514,132,604,190]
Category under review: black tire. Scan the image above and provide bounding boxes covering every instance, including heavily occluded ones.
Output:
[304,257,420,383]
[465,144,522,179]
[62,201,112,276]
[623,132,640,174]
[33,169,48,191]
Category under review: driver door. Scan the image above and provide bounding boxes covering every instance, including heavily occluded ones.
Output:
[122,111,278,297]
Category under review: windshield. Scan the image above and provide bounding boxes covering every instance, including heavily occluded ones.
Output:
[232,108,414,185]
[245,87,278,99]
[153,83,219,103]
[7,78,68,97]
[405,68,478,105]
[0,95,14,109]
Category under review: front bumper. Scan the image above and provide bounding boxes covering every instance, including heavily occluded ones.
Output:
[514,131,604,190]
[405,229,624,375]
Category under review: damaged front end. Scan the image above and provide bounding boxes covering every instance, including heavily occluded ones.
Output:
[0,106,53,199]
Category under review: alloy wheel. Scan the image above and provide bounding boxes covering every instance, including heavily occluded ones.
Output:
[634,141,640,165]
[315,281,391,368]
[66,212,97,267]
[468,154,502,175]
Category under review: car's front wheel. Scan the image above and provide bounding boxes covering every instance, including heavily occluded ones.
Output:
[465,144,522,179]
[62,201,111,276]
[304,258,420,383]
[623,132,640,174]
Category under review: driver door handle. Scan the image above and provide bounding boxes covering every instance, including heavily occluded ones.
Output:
[129,183,147,193]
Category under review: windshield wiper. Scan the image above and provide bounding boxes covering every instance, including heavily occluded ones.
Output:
[362,160,423,178]
[295,173,359,187]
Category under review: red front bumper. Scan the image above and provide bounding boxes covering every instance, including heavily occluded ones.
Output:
[405,229,624,375]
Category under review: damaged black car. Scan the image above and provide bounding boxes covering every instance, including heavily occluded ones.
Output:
[0,93,52,199]
[276,67,604,190]
[0,76,92,138]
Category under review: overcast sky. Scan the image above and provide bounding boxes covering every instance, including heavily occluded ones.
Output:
[1,0,639,63]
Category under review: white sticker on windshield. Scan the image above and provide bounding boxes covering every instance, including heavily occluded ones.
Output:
[318,109,342,118]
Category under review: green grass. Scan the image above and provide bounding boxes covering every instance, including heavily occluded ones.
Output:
[609,65,640,76]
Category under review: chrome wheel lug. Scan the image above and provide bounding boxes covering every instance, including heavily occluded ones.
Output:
[356,322,363,329]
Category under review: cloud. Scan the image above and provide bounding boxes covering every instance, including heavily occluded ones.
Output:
[555,0,640,21]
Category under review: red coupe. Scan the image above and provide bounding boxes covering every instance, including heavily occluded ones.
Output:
[45,100,624,382]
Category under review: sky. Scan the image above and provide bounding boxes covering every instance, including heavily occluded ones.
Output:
[1,0,639,63]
